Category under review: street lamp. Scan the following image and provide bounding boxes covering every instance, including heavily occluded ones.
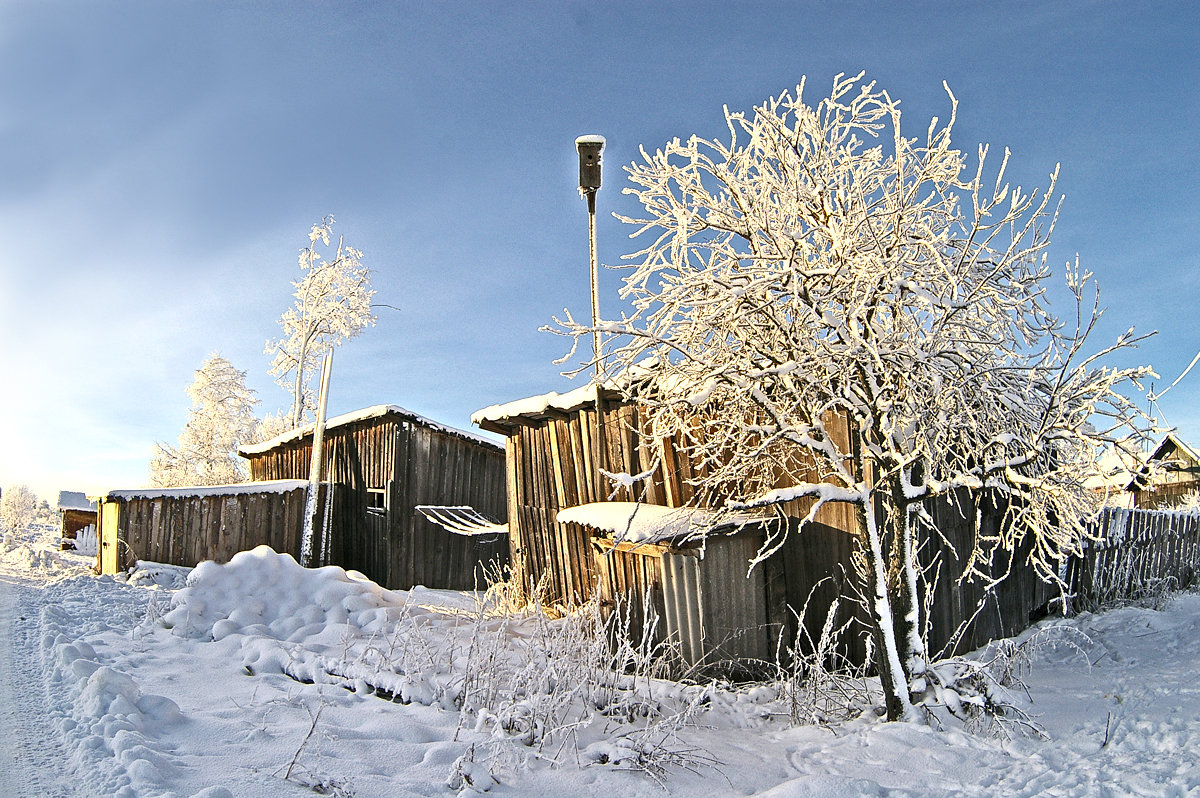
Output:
[576,134,605,377]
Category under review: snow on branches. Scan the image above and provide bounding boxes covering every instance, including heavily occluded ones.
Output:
[266,217,376,429]
[552,73,1154,721]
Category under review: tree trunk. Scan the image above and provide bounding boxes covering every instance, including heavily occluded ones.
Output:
[889,471,928,706]
[860,495,917,722]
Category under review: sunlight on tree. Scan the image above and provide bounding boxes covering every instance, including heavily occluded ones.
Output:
[266,217,376,430]
[149,354,262,488]
[553,73,1155,721]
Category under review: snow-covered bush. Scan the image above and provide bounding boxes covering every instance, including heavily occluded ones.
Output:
[1,483,39,539]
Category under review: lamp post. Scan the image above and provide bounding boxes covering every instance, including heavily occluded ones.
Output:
[576,134,605,377]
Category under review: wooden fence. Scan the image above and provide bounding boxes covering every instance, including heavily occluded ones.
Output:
[97,481,315,574]
[1065,507,1200,611]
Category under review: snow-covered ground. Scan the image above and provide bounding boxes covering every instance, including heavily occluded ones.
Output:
[1,524,1198,797]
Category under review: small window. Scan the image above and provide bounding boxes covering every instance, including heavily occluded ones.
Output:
[366,488,387,516]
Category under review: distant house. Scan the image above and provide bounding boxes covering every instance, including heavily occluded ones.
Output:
[1127,433,1200,509]
[1084,443,1140,509]
[240,405,509,591]
[57,490,97,551]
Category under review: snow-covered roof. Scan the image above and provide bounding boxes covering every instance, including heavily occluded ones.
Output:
[240,404,500,456]
[101,479,310,502]
[1125,432,1200,491]
[57,491,96,512]
[556,501,752,546]
[1147,433,1200,468]
[472,383,623,433]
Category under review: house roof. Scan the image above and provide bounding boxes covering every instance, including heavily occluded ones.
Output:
[1146,433,1200,467]
[240,404,501,457]
[1125,432,1200,491]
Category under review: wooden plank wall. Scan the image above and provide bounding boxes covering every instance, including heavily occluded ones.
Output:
[245,413,508,592]
[1067,507,1200,609]
[108,487,309,571]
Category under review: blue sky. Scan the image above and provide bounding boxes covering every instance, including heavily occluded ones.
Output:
[1,1,1197,501]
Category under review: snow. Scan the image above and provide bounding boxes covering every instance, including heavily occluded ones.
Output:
[471,383,611,427]
[74,524,99,557]
[556,501,745,544]
[3,522,1200,796]
[101,480,310,502]
[240,405,499,456]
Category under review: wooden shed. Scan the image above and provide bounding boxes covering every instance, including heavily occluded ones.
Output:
[240,404,508,592]
[96,481,311,575]
[57,490,97,551]
[473,385,1055,673]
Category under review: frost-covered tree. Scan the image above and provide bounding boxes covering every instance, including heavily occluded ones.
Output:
[150,354,261,487]
[555,74,1152,721]
[254,410,293,445]
[0,484,39,536]
[266,217,376,429]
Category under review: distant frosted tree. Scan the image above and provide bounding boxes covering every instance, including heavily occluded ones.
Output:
[150,354,261,487]
[266,217,376,429]
[0,484,38,537]
[254,410,294,445]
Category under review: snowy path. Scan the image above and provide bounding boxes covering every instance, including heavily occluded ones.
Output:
[0,573,77,798]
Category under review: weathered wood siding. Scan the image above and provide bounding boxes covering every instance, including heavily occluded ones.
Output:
[591,495,1054,672]
[244,412,508,591]
[494,395,1055,670]
[97,483,311,573]
[502,395,859,606]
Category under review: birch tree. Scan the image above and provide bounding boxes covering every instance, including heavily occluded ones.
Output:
[554,74,1153,721]
[150,354,261,487]
[266,217,376,429]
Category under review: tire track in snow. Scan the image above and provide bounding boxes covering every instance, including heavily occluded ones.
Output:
[0,573,78,798]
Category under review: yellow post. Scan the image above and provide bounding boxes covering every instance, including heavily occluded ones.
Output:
[100,500,121,574]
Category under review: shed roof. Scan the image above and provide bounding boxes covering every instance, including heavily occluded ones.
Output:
[240,404,500,457]
[556,501,754,545]
[57,490,96,512]
[100,479,310,502]
[471,383,624,434]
